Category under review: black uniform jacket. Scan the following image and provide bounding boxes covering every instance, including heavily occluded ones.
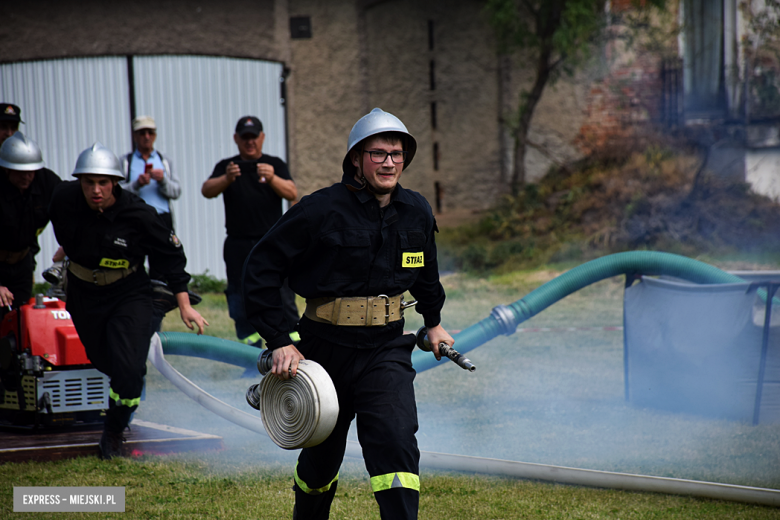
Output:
[48,181,191,294]
[0,168,61,254]
[243,172,446,350]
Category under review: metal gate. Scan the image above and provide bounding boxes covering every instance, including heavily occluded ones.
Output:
[0,55,287,282]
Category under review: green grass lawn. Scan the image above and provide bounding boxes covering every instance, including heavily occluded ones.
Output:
[3,264,780,518]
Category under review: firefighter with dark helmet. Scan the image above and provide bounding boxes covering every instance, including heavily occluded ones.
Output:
[0,131,61,319]
[243,108,454,519]
[48,142,208,460]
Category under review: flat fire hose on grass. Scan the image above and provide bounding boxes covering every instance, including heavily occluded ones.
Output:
[152,329,780,506]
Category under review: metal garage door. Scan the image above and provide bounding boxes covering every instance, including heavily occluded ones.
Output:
[0,55,286,282]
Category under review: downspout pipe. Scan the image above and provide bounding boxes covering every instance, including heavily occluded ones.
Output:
[410,251,747,372]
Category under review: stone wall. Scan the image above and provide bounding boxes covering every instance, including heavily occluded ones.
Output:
[0,0,284,62]
[1,0,672,212]
[576,54,665,155]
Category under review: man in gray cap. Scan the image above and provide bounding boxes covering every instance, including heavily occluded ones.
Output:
[120,115,184,330]
[0,103,23,146]
[0,131,61,318]
[243,108,454,520]
[120,115,181,235]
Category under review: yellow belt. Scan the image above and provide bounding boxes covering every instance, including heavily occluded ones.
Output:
[67,260,139,286]
[304,294,416,327]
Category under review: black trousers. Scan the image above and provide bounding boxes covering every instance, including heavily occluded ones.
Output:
[66,273,153,432]
[293,333,420,520]
[224,235,299,340]
[0,251,33,320]
[149,212,174,333]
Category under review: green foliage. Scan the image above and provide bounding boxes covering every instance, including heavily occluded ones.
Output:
[485,0,608,73]
[741,0,780,117]
[484,0,669,194]
[643,144,672,172]
[188,269,226,294]
[438,138,780,274]
[461,243,489,273]
[33,281,50,296]
[548,241,585,263]
[752,68,780,114]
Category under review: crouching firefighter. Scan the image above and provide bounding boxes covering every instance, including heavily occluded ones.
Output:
[48,142,208,460]
[243,108,454,519]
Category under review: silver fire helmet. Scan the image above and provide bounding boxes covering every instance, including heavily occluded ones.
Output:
[342,108,417,175]
[0,131,45,171]
[72,142,123,179]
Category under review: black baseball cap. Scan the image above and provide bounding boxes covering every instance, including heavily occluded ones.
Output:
[235,116,263,137]
[0,103,23,123]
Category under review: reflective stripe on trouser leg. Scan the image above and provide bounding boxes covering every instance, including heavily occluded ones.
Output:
[293,462,341,520]
[370,472,420,493]
[295,462,339,495]
[109,388,141,408]
[352,335,421,520]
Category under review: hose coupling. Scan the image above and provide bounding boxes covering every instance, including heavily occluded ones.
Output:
[490,304,517,336]
[246,383,262,410]
[257,349,273,376]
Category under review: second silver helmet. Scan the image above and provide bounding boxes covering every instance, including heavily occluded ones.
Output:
[72,142,123,178]
[0,131,45,171]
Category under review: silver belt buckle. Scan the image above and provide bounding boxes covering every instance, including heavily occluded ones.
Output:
[92,269,107,285]
[376,294,389,325]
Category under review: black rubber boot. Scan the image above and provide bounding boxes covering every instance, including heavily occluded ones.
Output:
[100,403,134,460]
[99,429,126,460]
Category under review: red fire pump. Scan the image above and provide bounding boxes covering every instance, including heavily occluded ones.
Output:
[0,295,108,427]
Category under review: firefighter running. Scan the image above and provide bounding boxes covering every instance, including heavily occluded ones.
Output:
[48,142,208,460]
[243,108,454,519]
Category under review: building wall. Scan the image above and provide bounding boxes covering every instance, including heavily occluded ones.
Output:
[0,0,283,62]
[1,0,668,216]
[286,0,364,197]
[286,0,510,210]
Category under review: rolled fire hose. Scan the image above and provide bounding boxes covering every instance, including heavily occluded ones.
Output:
[245,350,339,450]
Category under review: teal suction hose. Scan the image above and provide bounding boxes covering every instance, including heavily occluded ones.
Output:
[157,332,259,370]
[409,251,747,373]
[156,252,748,374]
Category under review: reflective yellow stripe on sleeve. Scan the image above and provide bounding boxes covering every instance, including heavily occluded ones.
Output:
[109,388,141,408]
[370,472,420,493]
[238,332,262,345]
[294,462,339,495]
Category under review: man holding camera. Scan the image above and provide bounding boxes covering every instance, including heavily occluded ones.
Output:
[119,115,184,330]
[201,116,299,345]
[120,115,180,229]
